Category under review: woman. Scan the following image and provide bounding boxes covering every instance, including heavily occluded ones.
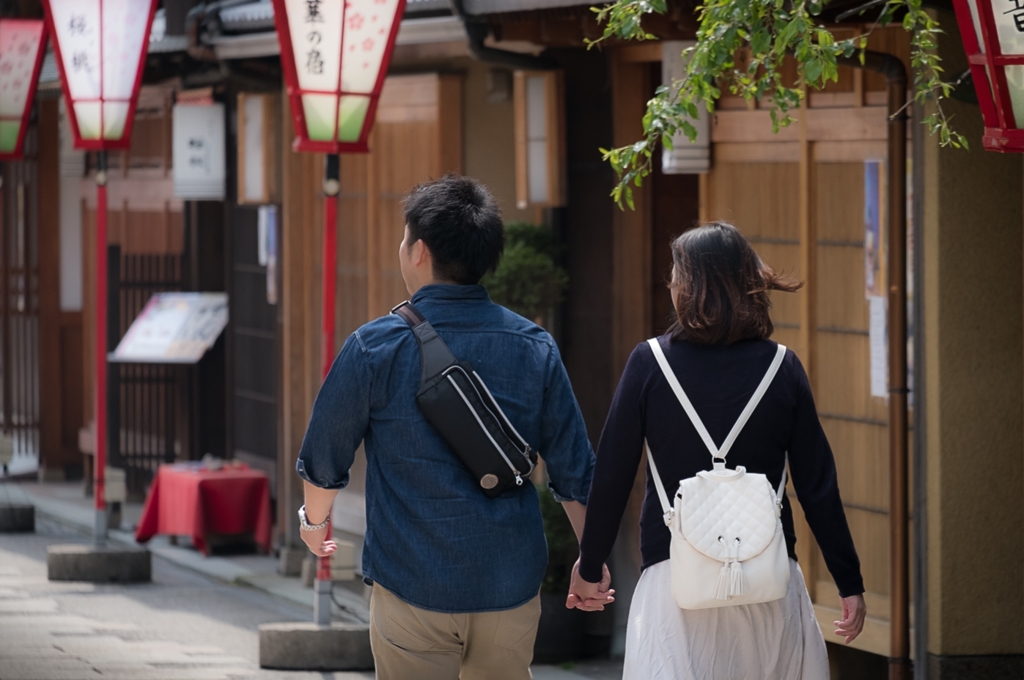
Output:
[568,223,866,679]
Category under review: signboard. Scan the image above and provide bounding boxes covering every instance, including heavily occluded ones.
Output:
[111,293,228,364]
[173,103,226,199]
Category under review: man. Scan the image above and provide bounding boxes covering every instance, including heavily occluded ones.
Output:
[295,175,611,679]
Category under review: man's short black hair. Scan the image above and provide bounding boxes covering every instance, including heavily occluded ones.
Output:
[403,175,504,285]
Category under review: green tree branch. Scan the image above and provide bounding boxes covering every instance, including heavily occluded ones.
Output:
[591,0,968,208]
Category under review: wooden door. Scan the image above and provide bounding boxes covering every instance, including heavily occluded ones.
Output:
[701,26,911,659]
[230,205,278,481]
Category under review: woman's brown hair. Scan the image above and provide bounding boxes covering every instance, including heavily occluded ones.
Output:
[668,222,802,345]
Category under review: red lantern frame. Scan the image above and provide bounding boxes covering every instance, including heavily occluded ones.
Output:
[952,0,1024,151]
[0,19,47,162]
[41,0,158,150]
[271,0,407,625]
[270,0,407,154]
[40,0,158,544]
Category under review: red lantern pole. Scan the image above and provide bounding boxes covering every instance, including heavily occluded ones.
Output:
[39,0,158,553]
[94,152,108,543]
[321,155,339,381]
[314,153,340,626]
[271,0,406,628]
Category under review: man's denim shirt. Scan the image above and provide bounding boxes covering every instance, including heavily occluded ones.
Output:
[296,284,595,613]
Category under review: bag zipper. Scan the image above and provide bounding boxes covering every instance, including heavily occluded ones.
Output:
[444,367,524,486]
[471,370,535,475]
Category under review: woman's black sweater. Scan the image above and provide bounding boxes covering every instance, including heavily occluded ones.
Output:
[577,335,865,598]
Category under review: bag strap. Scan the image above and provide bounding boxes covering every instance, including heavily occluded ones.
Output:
[644,439,675,526]
[392,301,458,384]
[646,339,787,462]
[647,440,790,524]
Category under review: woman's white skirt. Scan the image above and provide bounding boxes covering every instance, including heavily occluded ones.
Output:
[623,559,829,680]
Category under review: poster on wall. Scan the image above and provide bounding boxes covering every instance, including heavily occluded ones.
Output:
[869,296,888,398]
[258,205,278,305]
[864,161,886,298]
[865,160,888,399]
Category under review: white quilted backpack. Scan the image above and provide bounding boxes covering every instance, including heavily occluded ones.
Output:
[646,338,791,610]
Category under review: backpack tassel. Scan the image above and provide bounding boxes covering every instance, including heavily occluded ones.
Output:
[715,537,744,600]
[729,560,745,597]
[714,562,732,601]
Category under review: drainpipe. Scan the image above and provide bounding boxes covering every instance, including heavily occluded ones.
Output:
[184,0,253,62]
[448,0,558,70]
[838,50,910,680]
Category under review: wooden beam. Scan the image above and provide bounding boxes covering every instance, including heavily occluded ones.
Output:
[713,106,893,144]
[37,99,70,474]
[610,58,652,384]
[814,140,888,163]
[797,98,819,599]
[715,142,801,164]
[616,43,663,63]
[438,75,464,175]
[278,92,320,550]
[698,173,710,223]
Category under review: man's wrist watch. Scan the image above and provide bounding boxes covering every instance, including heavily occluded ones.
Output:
[298,505,329,531]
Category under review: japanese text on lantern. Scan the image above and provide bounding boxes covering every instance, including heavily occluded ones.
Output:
[1007,0,1024,32]
[305,0,323,75]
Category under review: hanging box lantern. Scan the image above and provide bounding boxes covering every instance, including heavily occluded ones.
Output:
[42,0,158,150]
[0,19,47,161]
[661,41,711,173]
[173,102,226,200]
[271,0,408,153]
[953,0,1024,151]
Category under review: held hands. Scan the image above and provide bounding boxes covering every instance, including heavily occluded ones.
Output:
[299,524,337,558]
[834,594,867,644]
[566,559,615,612]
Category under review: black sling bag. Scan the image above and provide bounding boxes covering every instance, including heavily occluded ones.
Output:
[391,301,537,497]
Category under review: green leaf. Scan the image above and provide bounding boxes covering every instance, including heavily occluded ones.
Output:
[804,57,823,83]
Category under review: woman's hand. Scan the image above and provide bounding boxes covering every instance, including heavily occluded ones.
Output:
[834,594,866,644]
[566,559,615,612]
[300,525,337,558]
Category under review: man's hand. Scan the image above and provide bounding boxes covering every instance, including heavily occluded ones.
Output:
[300,524,337,558]
[300,482,340,557]
[566,559,615,612]
[834,594,866,644]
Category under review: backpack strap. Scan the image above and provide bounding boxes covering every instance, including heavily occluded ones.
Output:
[647,439,790,524]
[717,344,787,460]
[646,339,787,463]
[644,440,675,526]
[392,301,458,384]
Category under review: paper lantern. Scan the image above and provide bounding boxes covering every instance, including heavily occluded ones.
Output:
[271,0,407,153]
[0,19,47,160]
[42,0,159,149]
[953,0,1024,151]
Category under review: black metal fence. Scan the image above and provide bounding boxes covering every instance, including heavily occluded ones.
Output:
[0,142,40,475]
[107,246,185,498]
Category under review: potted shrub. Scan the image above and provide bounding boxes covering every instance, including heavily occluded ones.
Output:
[485,223,583,662]
[481,222,568,325]
[532,483,587,664]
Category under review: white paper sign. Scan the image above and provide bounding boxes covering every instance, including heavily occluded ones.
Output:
[173,103,226,199]
[869,295,888,399]
[111,292,228,364]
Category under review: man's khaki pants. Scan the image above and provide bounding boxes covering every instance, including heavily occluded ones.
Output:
[369,584,541,680]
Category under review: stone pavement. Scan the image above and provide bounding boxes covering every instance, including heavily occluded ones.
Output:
[0,482,624,680]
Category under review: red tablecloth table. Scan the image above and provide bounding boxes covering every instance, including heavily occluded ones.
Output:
[135,463,272,555]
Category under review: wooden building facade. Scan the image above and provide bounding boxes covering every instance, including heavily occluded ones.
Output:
[11,0,1024,677]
